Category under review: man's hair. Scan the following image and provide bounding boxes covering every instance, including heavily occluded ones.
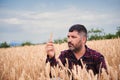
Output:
[69,24,87,38]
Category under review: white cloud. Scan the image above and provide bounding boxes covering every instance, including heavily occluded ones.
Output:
[0,7,120,43]
[0,8,119,30]
[0,18,22,24]
[1,7,119,27]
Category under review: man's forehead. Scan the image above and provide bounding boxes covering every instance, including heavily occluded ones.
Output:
[68,31,79,35]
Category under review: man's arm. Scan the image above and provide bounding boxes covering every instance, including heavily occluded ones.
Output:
[96,55,108,74]
[46,50,67,68]
[45,39,58,66]
[46,55,58,66]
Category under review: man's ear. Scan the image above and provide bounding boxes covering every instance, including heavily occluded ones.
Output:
[82,36,87,43]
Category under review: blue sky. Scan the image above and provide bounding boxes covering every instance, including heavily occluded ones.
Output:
[0,0,120,43]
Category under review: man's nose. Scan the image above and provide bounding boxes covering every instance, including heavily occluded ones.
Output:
[67,37,72,42]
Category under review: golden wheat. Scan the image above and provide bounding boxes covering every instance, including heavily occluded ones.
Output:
[0,38,120,80]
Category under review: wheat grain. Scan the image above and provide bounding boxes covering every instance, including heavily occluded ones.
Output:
[0,38,120,80]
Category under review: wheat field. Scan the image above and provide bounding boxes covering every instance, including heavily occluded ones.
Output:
[0,38,120,80]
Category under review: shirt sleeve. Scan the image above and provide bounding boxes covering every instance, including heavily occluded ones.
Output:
[95,55,107,74]
[59,51,66,66]
[46,51,67,67]
[46,55,57,67]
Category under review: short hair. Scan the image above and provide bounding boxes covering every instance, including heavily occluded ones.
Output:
[69,24,87,38]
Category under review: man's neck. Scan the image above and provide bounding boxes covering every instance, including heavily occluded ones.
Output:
[74,46,86,60]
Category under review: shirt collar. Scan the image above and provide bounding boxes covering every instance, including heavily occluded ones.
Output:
[82,45,91,58]
[68,45,90,60]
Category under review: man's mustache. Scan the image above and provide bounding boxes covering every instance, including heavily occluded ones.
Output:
[68,42,73,46]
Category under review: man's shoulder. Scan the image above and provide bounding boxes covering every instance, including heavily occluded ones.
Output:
[86,47,104,58]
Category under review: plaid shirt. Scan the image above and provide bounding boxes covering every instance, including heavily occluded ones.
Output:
[46,45,107,74]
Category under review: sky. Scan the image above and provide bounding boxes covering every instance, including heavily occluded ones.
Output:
[0,0,120,43]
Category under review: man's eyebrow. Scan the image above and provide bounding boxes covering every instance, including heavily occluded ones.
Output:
[67,35,69,37]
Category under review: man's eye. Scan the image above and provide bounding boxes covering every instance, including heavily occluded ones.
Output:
[72,36,77,38]
[67,36,70,38]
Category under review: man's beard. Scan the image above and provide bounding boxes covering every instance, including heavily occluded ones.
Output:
[68,41,82,53]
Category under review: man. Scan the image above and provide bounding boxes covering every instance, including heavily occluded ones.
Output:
[46,24,107,75]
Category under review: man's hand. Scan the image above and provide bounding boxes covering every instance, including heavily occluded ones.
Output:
[45,33,55,58]
[46,41,55,58]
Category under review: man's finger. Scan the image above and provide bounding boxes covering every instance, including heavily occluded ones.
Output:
[49,33,53,42]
